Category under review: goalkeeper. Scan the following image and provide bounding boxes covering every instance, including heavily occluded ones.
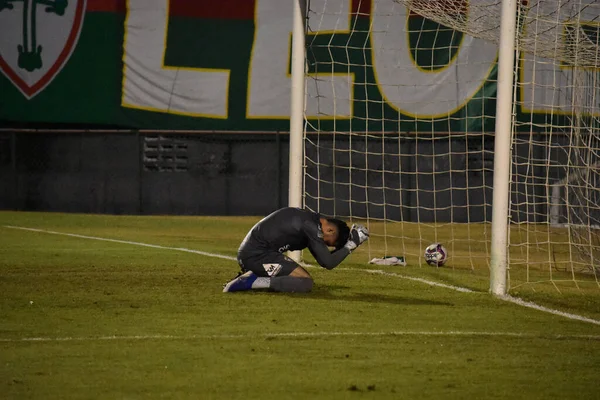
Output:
[223,207,369,293]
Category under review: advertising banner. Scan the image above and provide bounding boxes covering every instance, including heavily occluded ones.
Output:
[0,0,596,132]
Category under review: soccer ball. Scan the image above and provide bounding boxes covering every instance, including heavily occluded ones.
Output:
[424,243,448,266]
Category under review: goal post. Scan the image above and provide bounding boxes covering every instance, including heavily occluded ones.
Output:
[290,0,600,293]
[490,0,519,296]
[288,0,307,263]
[289,0,307,211]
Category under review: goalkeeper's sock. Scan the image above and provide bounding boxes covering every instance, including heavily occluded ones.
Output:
[251,277,270,289]
[269,276,313,293]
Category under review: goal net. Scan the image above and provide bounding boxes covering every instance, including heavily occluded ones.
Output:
[301,0,600,291]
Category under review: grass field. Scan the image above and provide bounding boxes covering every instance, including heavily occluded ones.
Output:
[1,211,599,399]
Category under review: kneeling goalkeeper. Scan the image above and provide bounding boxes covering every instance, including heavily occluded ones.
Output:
[223,207,369,293]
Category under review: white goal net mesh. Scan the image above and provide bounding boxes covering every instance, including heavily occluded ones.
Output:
[303,0,600,291]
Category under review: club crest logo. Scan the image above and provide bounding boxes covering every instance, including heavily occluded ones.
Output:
[0,0,86,99]
[262,263,282,277]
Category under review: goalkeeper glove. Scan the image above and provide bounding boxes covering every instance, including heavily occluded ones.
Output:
[344,224,369,252]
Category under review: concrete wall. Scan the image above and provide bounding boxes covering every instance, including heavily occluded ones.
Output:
[0,131,576,221]
[0,132,287,215]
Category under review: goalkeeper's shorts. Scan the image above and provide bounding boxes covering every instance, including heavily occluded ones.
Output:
[237,251,299,278]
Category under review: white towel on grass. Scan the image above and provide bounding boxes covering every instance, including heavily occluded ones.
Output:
[368,256,407,266]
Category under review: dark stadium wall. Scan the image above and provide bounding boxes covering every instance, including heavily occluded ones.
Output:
[0,132,289,216]
[0,130,558,222]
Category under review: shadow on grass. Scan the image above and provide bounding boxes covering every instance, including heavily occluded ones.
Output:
[244,285,453,306]
[303,290,453,306]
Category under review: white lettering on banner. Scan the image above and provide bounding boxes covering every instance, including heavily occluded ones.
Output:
[519,0,600,116]
[370,0,497,117]
[247,0,354,119]
[122,0,230,118]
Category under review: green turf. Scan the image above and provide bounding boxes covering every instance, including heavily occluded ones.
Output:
[1,211,599,399]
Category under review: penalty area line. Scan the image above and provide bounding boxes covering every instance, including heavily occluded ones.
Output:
[1,330,599,343]
[3,225,600,326]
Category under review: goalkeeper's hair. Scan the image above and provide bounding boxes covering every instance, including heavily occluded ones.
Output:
[327,218,350,250]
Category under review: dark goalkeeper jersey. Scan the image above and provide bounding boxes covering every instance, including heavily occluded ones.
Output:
[238,207,350,269]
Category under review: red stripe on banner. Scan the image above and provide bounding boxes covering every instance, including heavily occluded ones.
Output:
[408,0,468,18]
[84,1,379,20]
[86,0,125,12]
[169,0,255,20]
[353,0,371,18]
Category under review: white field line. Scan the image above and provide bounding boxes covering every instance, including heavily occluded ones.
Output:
[357,268,474,293]
[3,225,237,261]
[3,225,600,327]
[499,295,600,326]
[1,330,599,343]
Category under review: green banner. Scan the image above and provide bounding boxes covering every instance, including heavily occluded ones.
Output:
[0,0,595,132]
